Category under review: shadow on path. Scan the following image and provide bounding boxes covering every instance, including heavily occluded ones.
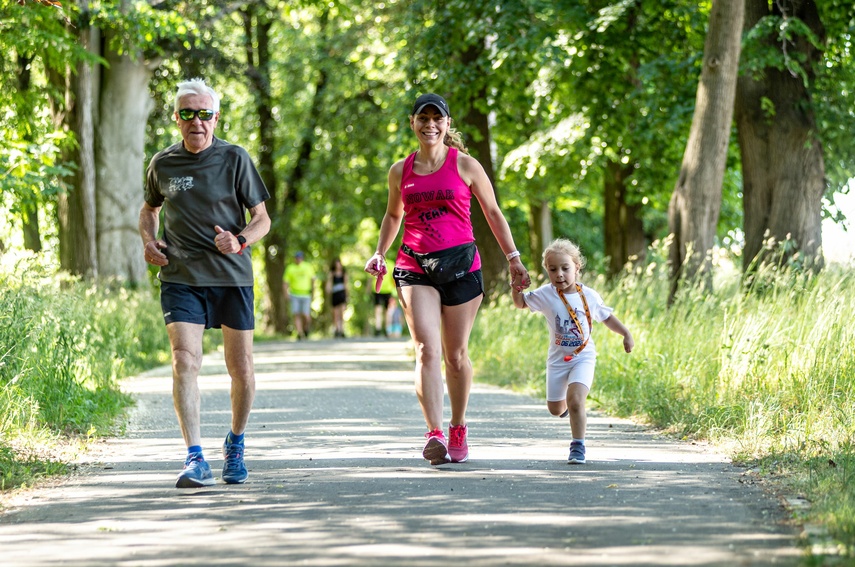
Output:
[0,339,801,566]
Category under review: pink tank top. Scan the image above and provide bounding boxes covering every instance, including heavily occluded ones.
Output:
[395,146,482,274]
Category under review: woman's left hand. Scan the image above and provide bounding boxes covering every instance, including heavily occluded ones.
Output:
[509,259,531,291]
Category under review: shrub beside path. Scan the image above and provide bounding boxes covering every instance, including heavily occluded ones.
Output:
[0,338,800,566]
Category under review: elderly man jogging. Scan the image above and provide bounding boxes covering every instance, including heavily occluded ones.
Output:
[139,78,271,488]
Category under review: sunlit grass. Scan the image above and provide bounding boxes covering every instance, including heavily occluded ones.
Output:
[471,253,855,559]
[0,253,173,492]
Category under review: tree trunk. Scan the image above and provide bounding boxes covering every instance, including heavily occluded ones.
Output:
[459,44,507,298]
[527,198,552,270]
[244,4,329,334]
[56,7,98,279]
[243,5,288,333]
[735,0,825,273]
[667,0,744,303]
[21,204,42,253]
[16,52,42,252]
[96,32,154,284]
[604,159,645,276]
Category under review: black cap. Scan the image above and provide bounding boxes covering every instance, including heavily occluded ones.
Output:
[412,93,450,117]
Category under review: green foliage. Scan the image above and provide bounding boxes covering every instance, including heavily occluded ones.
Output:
[92,0,198,58]
[265,1,405,259]
[399,0,734,257]
[143,1,402,266]
[738,3,855,195]
[527,0,712,240]
[741,14,822,87]
[0,0,88,71]
[470,252,855,557]
[812,4,855,194]
[5,0,853,294]
[0,0,83,230]
[0,252,173,491]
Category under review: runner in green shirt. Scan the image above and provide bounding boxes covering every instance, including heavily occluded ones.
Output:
[284,251,316,339]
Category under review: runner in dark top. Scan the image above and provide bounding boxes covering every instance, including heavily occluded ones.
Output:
[139,77,271,488]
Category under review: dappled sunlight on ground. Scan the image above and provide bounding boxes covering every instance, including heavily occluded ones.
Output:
[0,339,800,566]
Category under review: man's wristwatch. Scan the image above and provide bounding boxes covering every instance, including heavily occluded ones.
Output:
[236,234,248,254]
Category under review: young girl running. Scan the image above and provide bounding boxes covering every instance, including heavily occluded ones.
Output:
[511,238,634,464]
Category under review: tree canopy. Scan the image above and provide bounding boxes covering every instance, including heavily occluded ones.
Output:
[1,0,853,324]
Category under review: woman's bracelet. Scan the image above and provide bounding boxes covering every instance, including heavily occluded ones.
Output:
[506,250,521,261]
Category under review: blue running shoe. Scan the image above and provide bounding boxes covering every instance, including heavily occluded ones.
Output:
[176,452,215,488]
[222,438,248,484]
[567,441,586,464]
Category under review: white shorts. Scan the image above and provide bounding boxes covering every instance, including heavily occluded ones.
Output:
[290,294,311,316]
[546,357,595,402]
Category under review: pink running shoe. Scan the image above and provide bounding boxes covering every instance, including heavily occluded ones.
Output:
[448,424,469,463]
[423,429,451,465]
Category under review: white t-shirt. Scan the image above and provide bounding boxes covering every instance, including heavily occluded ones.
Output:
[522,283,614,369]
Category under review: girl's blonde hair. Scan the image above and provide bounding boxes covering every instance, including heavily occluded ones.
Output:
[542,238,586,272]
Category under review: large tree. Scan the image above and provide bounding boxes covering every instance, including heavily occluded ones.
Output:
[458,41,508,294]
[735,0,826,273]
[4,0,188,282]
[96,1,160,283]
[492,1,712,276]
[0,1,78,254]
[191,0,401,333]
[668,0,744,301]
[48,0,99,278]
[240,1,289,333]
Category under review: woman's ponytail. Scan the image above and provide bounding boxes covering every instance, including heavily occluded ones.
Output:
[444,128,468,154]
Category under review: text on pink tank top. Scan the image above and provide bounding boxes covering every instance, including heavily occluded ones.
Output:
[395,147,482,274]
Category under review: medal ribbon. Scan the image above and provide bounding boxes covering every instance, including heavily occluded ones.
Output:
[557,283,592,361]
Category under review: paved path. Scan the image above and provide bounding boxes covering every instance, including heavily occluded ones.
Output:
[0,339,800,566]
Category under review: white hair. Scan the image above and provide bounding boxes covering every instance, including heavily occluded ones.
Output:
[174,78,220,112]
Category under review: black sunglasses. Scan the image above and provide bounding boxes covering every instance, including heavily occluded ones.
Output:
[178,108,216,121]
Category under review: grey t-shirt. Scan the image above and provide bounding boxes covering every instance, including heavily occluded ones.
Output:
[144,137,270,286]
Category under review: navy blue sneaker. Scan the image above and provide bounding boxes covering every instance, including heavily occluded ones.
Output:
[176,452,216,488]
[222,438,248,484]
[568,441,586,464]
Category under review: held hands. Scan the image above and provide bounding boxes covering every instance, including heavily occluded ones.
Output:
[143,240,168,266]
[509,258,531,292]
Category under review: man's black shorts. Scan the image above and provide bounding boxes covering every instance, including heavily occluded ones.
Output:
[393,268,484,307]
[160,282,255,330]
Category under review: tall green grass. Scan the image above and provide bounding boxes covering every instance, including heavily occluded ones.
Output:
[471,254,855,559]
[0,254,172,491]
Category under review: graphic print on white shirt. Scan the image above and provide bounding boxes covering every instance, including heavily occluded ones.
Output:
[523,282,614,365]
[554,309,586,348]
